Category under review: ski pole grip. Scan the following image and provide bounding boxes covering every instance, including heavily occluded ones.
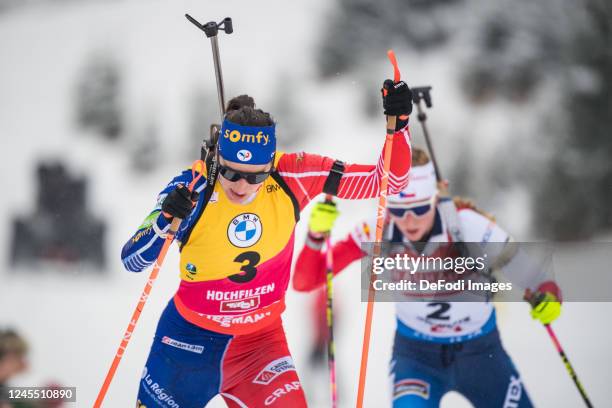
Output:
[523,288,544,308]
[222,17,233,34]
[167,160,205,235]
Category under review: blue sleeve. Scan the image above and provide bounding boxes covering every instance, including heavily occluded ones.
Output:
[120,169,207,272]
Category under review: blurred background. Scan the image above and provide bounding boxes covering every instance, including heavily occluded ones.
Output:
[0,0,610,407]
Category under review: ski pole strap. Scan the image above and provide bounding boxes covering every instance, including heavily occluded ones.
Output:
[179,151,219,250]
[323,160,345,196]
[201,124,221,162]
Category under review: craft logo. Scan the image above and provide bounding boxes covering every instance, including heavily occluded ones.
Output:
[264,381,302,406]
[227,213,263,248]
[161,336,204,354]
[253,357,296,385]
[221,296,260,313]
[224,129,271,146]
[393,379,430,400]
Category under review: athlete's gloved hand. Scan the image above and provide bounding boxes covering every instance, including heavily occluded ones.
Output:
[308,201,339,235]
[161,184,199,220]
[527,282,562,325]
[382,79,413,131]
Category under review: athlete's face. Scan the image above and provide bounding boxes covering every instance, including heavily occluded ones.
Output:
[218,157,272,205]
[389,197,438,241]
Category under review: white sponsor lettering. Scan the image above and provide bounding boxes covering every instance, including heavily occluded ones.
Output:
[161,336,204,354]
[206,311,272,328]
[253,357,296,385]
[206,284,275,301]
[221,296,260,313]
[503,375,522,408]
[141,368,180,408]
[264,381,301,405]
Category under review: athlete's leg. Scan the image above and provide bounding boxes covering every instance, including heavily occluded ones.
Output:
[391,332,451,408]
[454,330,534,408]
[221,320,307,408]
[136,299,232,408]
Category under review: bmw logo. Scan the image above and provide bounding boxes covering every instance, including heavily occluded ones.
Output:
[227,213,263,248]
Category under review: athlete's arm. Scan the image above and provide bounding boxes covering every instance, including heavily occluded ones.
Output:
[460,209,562,299]
[276,125,411,210]
[293,220,375,292]
[293,234,365,292]
[120,170,204,272]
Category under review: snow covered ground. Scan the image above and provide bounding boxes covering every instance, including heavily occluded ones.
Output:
[1,1,610,407]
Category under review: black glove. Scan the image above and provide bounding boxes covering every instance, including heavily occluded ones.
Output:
[382,79,413,130]
[161,184,199,220]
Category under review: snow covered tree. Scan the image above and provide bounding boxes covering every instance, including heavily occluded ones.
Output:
[129,115,160,173]
[533,0,612,239]
[317,0,464,79]
[75,51,123,140]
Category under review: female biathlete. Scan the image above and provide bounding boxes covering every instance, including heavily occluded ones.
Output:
[294,147,563,407]
[120,80,413,407]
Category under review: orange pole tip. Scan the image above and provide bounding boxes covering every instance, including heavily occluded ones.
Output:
[387,50,401,83]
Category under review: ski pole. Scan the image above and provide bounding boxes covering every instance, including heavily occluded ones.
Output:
[410,87,469,251]
[524,289,594,407]
[185,14,232,183]
[323,194,338,408]
[523,289,593,408]
[185,14,233,120]
[543,324,593,407]
[356,49,401,408]
[411,86,442,183]
[94,160,205,408]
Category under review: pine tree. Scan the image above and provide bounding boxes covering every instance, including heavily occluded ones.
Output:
[533,0,612,239]
[75,51,123,140]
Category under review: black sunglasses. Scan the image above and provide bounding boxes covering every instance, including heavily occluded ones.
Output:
[219,164,272,184]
